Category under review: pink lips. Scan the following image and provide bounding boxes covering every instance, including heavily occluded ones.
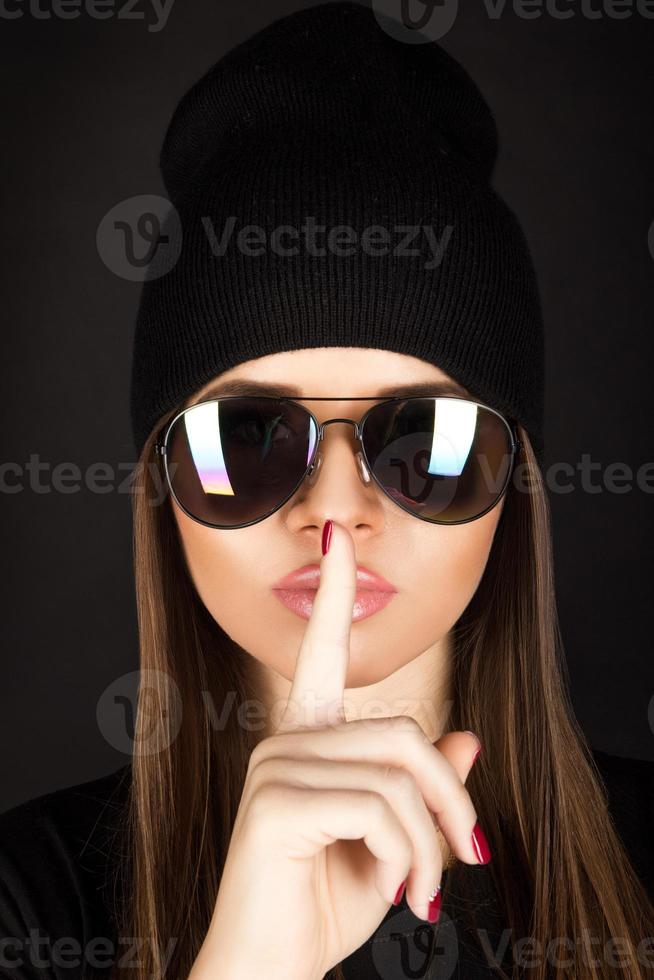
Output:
[271,563,398,623]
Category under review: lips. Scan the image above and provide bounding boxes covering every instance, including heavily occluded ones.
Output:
[271,563,398,623]
[271,563,397,592]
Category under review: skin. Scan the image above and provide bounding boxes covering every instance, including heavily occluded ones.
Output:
[171,347,504,744]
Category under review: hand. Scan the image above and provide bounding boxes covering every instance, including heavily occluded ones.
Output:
[187,521,486,980]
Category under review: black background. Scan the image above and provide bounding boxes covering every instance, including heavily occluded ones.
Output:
[1,0,653,812]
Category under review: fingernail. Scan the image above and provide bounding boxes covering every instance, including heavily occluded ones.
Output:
[427,883,442,923]
[321,519,333,556]
[392,879,406,905]
[463,731,481,764]
[471,821,492,864]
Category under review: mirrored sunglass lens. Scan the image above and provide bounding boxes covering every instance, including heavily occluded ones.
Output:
[166,398,318,527]
[362,398,513,522]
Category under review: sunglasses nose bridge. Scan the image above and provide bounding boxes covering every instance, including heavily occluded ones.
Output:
[306,417,371,488]
[315,416,362,439]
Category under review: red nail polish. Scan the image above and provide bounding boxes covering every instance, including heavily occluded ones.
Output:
[463,731,481,765]
[321,519,333,555]
[427,884,442,923]
[392,880,406,906]
[471,821,491,864]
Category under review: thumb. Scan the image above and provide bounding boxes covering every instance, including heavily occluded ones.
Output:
[433,730,482,785]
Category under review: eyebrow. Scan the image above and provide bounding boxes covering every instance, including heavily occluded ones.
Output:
[189,378,471,404]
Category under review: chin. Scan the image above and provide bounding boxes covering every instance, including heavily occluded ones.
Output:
[344,661,396,689]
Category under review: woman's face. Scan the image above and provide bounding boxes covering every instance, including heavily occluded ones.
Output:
[171,348,504,690]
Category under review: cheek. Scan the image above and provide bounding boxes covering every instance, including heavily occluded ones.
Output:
[436,510,499,612]
[172,504,266,644]
[394,503,502,646]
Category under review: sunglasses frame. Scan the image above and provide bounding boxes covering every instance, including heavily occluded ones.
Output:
[154,394,522,530]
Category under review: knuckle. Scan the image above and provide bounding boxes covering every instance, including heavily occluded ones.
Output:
[379,763,417,799]
[448,780,472,812]
[365,789,390,826]
[365,792,412,864]
[248,731,295,771]
[247,737,273,771]
[390,714,427,742]
[246,780,295,827]
[246,754,286,794]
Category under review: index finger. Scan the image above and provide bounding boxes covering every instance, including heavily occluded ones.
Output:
[275,520,357,733]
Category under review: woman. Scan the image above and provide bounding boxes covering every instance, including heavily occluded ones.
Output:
[1,4,653,980]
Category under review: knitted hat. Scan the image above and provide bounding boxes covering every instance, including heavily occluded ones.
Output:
[129,0,545,462]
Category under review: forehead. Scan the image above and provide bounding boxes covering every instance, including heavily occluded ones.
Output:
[185,348,470,407]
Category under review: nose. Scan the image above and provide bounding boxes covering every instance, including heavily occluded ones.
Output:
[283,418,385,538]
[306,447,371,488]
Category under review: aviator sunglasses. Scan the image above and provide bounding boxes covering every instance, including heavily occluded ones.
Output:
[154,394,522,530]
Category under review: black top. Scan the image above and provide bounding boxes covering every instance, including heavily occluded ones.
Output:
[0,748,653,980]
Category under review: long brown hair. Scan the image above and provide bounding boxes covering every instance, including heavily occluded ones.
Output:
[109,414,654,980]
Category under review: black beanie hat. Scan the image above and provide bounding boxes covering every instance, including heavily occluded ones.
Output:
[129,0,545,462]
